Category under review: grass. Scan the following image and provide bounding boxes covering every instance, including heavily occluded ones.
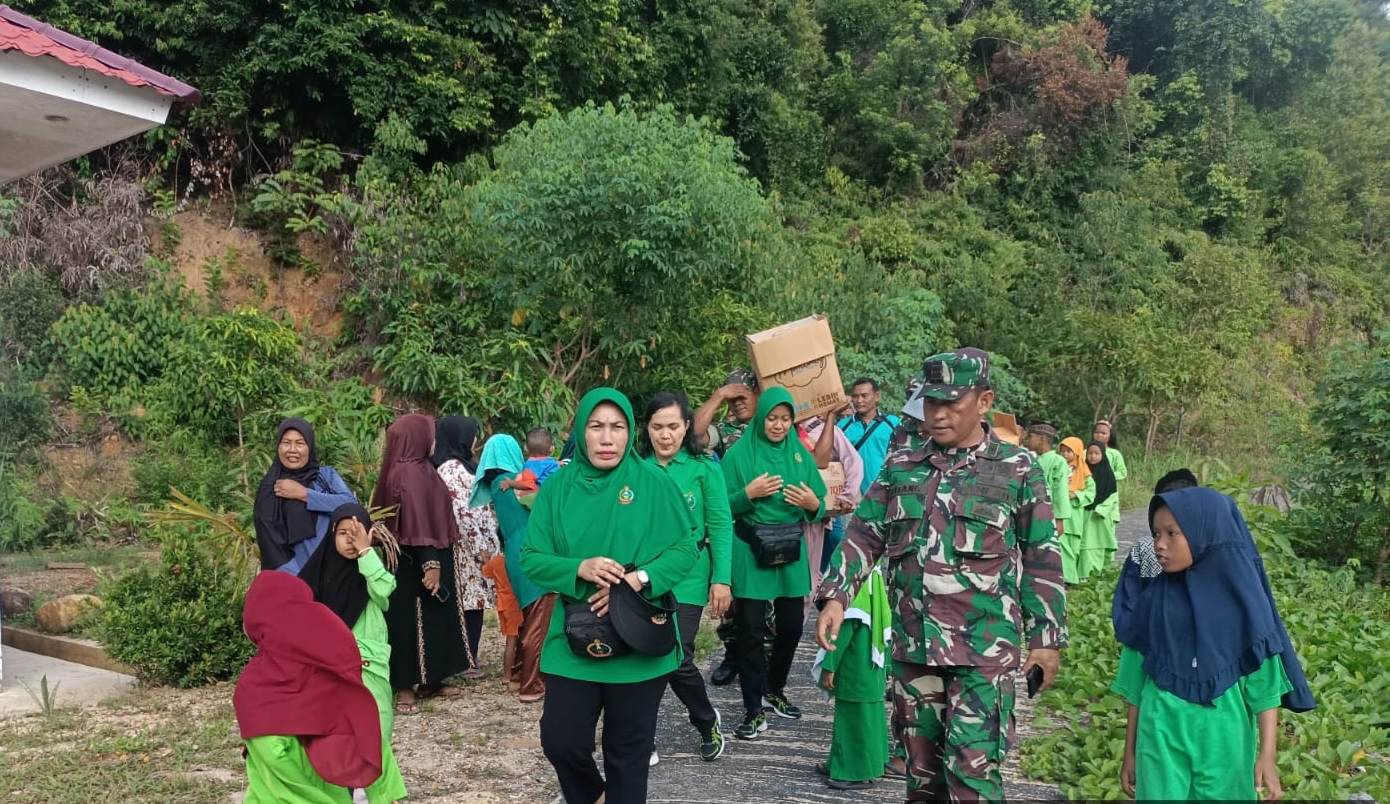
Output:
[1,545,155,575]
[0,693,242,804]
[1118,447,1277,512]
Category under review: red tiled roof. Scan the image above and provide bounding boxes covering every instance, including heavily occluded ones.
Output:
[0,4,199,106]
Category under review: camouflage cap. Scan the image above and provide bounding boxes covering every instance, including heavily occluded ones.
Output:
[1027,422,1059,440]
[902,348,990,420]
[725,368,760,391]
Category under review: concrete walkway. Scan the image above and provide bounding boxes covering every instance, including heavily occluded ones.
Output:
[644,510,1150,803]
[0,646,135,717]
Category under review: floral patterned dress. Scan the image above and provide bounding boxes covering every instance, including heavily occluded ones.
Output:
[436,459,500,610]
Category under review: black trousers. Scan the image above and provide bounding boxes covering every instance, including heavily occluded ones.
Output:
[540,673,668,804]
[666,603,718,731]
[733,595,803,717]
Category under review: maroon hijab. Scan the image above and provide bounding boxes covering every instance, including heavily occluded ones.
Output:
[232,571,383,788]
[370,413,460,548]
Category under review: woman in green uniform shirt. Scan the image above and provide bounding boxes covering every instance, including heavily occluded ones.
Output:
[639,391,734,763]
[722,386,827,741]
[520,388,700,804]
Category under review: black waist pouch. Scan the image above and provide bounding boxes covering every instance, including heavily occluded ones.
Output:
[735,521,804,568]
[563,601,631,659]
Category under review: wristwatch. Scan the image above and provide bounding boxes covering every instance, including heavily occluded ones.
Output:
[635,568,651,591]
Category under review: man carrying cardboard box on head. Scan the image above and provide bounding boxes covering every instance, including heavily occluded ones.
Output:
[745,315,847,423]
[814,348,1067,804]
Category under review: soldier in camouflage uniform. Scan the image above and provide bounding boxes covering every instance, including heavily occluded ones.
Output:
[815,348,1067,803]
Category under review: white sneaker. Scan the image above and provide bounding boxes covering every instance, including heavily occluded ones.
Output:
[649,749,660,766]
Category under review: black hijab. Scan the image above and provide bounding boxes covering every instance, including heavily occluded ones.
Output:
[253,418,322,570]
[431,415,479,473]
[301,503,372,629]
[1085,439,1118,510]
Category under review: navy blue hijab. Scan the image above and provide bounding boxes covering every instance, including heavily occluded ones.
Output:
[1124,487,1314,712]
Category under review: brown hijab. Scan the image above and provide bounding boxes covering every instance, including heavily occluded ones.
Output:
[370,414,460,549]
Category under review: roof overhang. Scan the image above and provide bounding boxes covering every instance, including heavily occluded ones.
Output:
[0,5,200,184]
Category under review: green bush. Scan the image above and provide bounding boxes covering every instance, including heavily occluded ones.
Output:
[130,437,241,508]
[0,269,65,376]
[0,371,54,456]
[99,533,253,688]
[47,270,195,402]
[0,465,44,552]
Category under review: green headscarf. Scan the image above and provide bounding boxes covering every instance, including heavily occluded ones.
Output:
[531,387,694,565]
[469,434,526,509]
[721,386,828,525]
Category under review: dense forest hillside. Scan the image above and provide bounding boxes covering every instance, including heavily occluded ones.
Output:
[4,0,1390,533]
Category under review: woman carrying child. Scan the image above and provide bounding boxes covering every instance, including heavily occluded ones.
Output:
[1113,486,1314,800]
[471,433,553,703]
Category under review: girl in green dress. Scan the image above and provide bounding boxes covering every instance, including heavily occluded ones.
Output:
[520,388,700,804]
[1078,441,1120,579]
[813,565,890,790]
[308,504,407,804]
[722,386,827,740]
[233,571,385,804]
[1113,487,1314,800]
[1092,419,1128,485]
[1058,436,1094,584]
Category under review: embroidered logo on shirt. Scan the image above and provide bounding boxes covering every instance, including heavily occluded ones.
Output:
[794,454,803,463]
[683,491,696,510]
[618,485,635,505]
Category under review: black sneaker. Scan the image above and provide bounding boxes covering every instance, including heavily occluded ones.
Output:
[710,661,737,687]
[734,711,767,740]
[698,709,725,760]
[762,692,802,719]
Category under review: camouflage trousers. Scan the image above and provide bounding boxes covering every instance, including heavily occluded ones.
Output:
[891,662,1015,803]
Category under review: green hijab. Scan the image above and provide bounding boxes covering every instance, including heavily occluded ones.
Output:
[721,386,827,524]
[534,388,694,563]
[469,434,526,509]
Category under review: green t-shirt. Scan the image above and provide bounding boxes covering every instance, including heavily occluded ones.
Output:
[644,450,733,606]
[1112,646,1291,800]
[1035,450,1073,521]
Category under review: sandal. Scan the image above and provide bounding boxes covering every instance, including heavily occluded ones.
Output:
[459,668,486,680]
[518,693,545,704]
[394,700,419,715]
[814,761,830,777]
[881,761,907,780]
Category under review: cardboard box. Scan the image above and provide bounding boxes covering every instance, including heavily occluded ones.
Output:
[992,412,1021,445]
[746,315,847,422]
[820,461,847,512]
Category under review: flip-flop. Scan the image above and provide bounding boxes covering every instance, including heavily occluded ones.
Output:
[881,762,907,780]
[394,700,419,715]
[814,761,830,777]
[518,693,544,704]
[459,668,486,680]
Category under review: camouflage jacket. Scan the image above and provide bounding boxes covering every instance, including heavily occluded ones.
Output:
[818,423,1068,668]
[713,418,748,459]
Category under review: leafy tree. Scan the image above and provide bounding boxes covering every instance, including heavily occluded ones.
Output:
[1287,332,1390,582]
[351,101,782,428]
[154,308,303,451]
